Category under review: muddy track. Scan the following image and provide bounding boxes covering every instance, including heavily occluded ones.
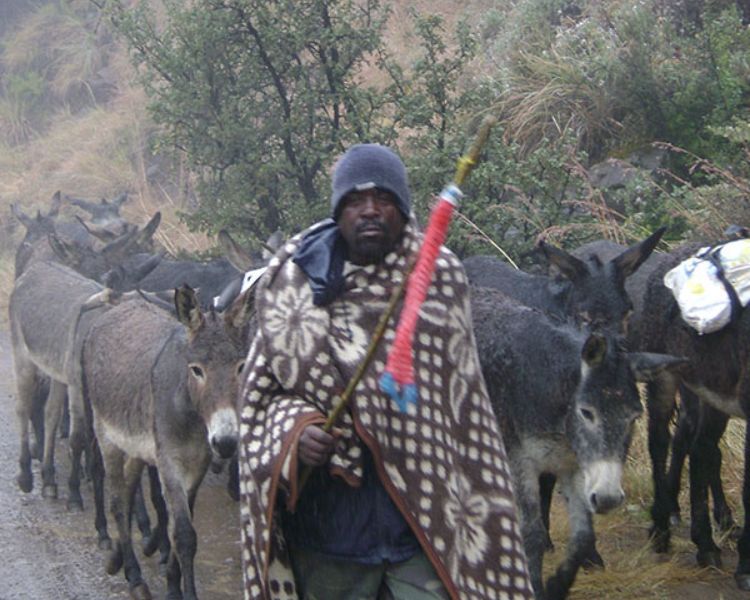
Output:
[0,328,242,600]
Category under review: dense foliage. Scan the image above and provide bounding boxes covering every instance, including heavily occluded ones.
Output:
[3,0,750,259]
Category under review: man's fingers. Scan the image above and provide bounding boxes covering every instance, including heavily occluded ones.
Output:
[306,426,335,445]
[298,424,339,467]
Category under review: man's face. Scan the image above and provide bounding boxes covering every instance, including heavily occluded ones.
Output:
[337,188,406,265]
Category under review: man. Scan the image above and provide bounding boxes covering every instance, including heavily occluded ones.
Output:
[238,144,532,600]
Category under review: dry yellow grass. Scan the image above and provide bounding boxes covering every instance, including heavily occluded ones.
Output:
[542,413,748,599]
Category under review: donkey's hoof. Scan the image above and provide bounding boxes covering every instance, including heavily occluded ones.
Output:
[106,547,124,575]
[736,573,750,591]
[129,582,152,600]
[16,472,33,493]
[67,496,84,512]
[717,515,739,537]
[42,483,58,499]
[142,533,159,557]
[30,441,42,461]
[696,549,722,569]
[649,527,671,554]
[581,549,605,571]
[228,482,240,502]
[98,536,112,551]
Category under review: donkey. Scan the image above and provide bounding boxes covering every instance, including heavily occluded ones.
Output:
[471,286,684,599]
[11,190,140,278]
[124,228,279,310]
[81,284,254,600]
[66,192,131,237]
[465,227,665,559]
[9,214,161,505]
[464,227,665,334]
[9,253,161,501]
[573,238,736,549]
[636,242,750,589]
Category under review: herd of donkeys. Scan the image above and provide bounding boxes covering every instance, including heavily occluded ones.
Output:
[7,191,750,600]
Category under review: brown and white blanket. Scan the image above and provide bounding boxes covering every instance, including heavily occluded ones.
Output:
[238,221,533,600]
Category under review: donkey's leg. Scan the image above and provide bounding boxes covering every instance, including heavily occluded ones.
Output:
[706,419,735,535]
[539,473,556,553]
[133,479,153,546]
[734,419,750,590]
[508,458,546,598]
[39,379,65,499]
[545,472,595,600]
[688,403,726,569]
[13,357,38,493]
[161,456,210,600]
[665,400,692,526]
[66,384,88,511]
[29,374,48,461]
[142,466,171,575]
[227,456,240,502]
[103,446,151,600]
[676,387,735,534]
[646,373,679,553]
[58,390,70,439]
[89,437,111,550]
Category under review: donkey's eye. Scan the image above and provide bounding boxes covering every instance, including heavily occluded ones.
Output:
[190,364,205,379]
[580,407,596,423]
[236,361,245,376]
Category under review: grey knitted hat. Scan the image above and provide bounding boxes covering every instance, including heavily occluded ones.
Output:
[330,143,411,219]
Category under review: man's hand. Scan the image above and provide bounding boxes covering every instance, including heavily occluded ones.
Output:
[298,425,341,467]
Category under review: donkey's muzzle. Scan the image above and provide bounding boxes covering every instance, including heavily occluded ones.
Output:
[211,434,238,459]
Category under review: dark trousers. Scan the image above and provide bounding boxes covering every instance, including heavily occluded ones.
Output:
[288,546,450,600]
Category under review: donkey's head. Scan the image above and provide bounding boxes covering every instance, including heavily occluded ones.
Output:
[539,226,666,334]
[11,192,65,276]
[48,211,161,281]
[175,283,255,460]
[569,333,684,514]
[67,192,128,226]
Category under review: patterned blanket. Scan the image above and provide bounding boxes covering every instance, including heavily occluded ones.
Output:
[238,221,533,600]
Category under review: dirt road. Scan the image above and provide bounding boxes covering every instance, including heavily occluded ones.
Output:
[4,320,750,600]
[0,328,243,600]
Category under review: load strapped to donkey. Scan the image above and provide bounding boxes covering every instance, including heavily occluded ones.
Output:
[664,234,750,335]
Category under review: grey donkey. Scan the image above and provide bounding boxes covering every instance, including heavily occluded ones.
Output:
[471,286,684,600]
[8,213,162,506]
[9,253,161,504]
[81,284,254,600]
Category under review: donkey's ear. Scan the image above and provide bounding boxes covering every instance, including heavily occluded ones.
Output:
[218,229,255,272]
[11,204,33,229]
[48,191,62,217]
[76,215,118,242]
[538,241,588,283]
[581,334,607,368]
[48,233,81,265]
[112,192,128,209]
[613,226,666,280]
[133,212,161,247]
[174,284,204,333]
[224,285,255,331]
[629,352,688,383]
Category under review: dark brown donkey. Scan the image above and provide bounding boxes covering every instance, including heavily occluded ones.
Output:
[81,285,254,600]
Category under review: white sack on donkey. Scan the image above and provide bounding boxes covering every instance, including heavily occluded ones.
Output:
[664,238,750,335]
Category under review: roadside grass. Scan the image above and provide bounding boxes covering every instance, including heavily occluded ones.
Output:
[544,414,746,599]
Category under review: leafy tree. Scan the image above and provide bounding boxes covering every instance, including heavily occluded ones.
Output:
[103,0,400,247]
